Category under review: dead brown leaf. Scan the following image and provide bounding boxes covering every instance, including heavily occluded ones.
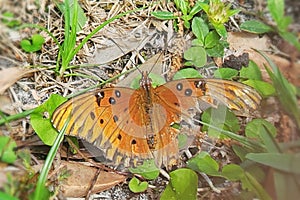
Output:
[227,32,300,86]
[0,67,36,94]
[59,161,126,198]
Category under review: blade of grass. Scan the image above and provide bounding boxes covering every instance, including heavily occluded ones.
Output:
[198,120,265,152]
[255,50,300,129]
[68,8,144,68]
[60,0,79,74]
[32,115,70,200]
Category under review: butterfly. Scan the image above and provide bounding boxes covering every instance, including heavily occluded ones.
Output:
[51,71,261,168]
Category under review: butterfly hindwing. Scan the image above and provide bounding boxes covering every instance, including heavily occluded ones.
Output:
[157,78,261,115]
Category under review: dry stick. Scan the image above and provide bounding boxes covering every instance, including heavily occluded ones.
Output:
[85,168,101,200]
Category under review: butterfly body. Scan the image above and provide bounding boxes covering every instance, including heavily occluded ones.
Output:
[52,72,261,168]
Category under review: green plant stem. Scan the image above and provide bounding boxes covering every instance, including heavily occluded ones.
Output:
[33,115,70,200]
[0,109,35,126]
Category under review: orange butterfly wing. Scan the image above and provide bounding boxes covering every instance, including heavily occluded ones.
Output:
[52,88,148,166]
[51,86,182,167]
[156,78,261,115]
[52,78,261,168]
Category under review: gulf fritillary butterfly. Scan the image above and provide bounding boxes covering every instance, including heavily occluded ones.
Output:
[51,71,261,168]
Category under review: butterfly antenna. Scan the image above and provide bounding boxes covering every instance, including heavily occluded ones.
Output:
[147,31,169,75]
[107,37,144,75]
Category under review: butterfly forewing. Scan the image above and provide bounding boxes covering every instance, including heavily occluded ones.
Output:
[51,76,261,168]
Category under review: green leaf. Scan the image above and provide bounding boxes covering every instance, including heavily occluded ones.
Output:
[258,50,300,129]
[227,9,240,17]
[0,136,17,164]
[204,30,220,48]
[232,144,249,161]
[2,11,21,28]
[240,20,273,34]
[259,123,281,153]
[183,19,191,29]
[245,119,277,139]
[279,31,300,52]
[191,17,209,45]
[206,40,228,57]
[273,170,300,200]
[129,160,160,180]
[130,73,166,89]
[178,134,188,149]
[174,0,189,16]
[20,34,45,53]
[160,168,198,200]
[214,24,227,38]
[267,0,284,27]
[56,0,87,31]
[184,46,207,67]
[245,119,280,153]
[189,2,203,16]
[30,94,67,146]
[173,68,202,80]
[0,191,19,200]
[128,177,148,193]
[214,68,238,80]
[151,11,177,20]
[243,172,272,200]
[242,79,275,98]
[240,61,262,80]
[198,2,209,14]
[246,153,300,174]
[221,164,244,181]
[187,152,219,175]
[33,109,71,200]
[201,106,240,138]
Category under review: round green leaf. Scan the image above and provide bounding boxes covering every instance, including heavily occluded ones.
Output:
[130,73,166,89]
[160,168,198,200]
[30,94,67,146]
[187,151,219,175]
[240,61,262,80]
[184,46,207,67]
[214,68,238,79]
[0,136,17,164]
[129,160,160,180]
[20,34,45,53]
[128,177,148,193]
[201,106,240,138]
[173,68,202,80]
[206,40,228,57]
[221,164,244,181]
